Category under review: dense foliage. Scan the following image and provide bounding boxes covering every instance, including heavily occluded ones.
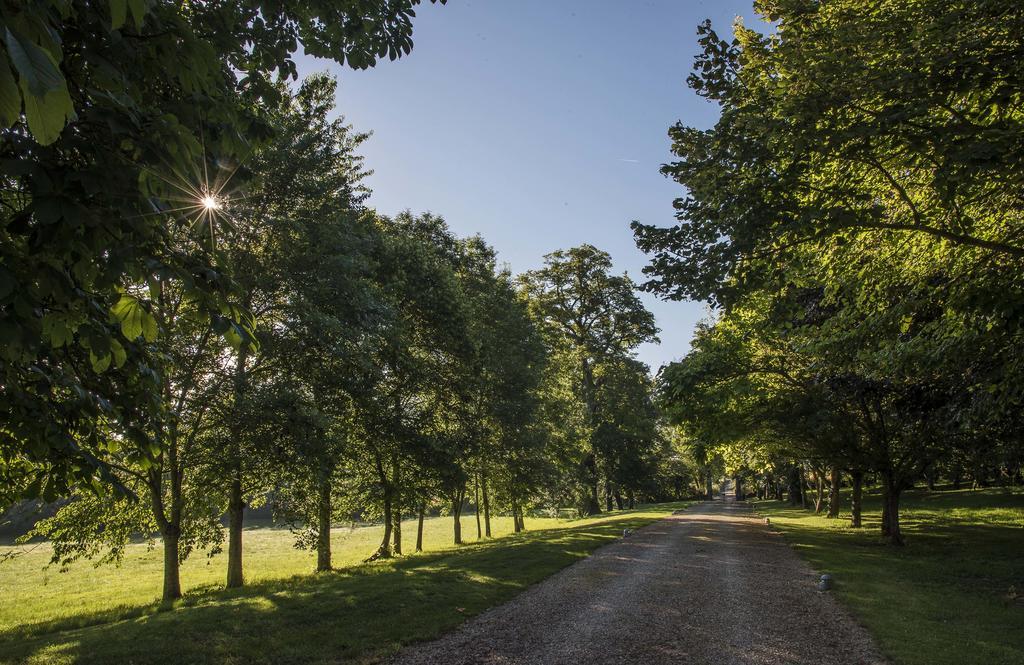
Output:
[1,2,696,603]
[637,0,1024,544]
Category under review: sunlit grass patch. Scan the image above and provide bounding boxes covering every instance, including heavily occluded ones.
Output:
[0,502,691,664]
[755,486,1024,665]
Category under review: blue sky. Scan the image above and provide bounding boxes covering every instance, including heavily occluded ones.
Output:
[295,0,759,372]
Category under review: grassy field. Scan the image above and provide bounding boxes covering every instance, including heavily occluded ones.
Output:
[755,486,1024,665]
[0,503,690,664]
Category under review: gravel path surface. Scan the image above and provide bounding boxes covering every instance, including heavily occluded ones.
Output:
[388,491,886,665]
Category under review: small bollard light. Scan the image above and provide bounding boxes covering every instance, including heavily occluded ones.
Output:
[818,574,833,591]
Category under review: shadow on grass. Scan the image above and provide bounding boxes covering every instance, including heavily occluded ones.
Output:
[1,505,690,665]
[755,488,1024,665]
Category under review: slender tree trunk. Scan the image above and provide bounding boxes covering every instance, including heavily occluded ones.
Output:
[705,469,714,500]
[800,465,809,509]
[453,488,464,545]
[226,477,244,587]
[614,490,624,510]
[377,486,393,557]
[881,472,905,545]
[626,491,635,509]
[850,470,864,528]
[474,474,482,540]
[512,501,523,533]
[392,458,402,555]
[162,526,182,602]
[814,468,825,514]
[226,345,249,589]
[392,506,402,555]
[581,358,601,515]
[827,467,841,518]
[787,465,803,505]
[605,479,614,512]
[317,467,332,571]
[482,472,492,537]
[416,502,425,552]
[155,434,184,602]
[583,453,601,515]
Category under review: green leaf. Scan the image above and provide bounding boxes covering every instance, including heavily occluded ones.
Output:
[128,0,149,30]
[21,83,74,145]
[223,323,243,350]
[110,0,128,30]
[111,295,158,342]
[42,314,73,348]
[0,51,19,127]
[110,338,127,367]
[90,349,112,373]
[4,28,64,97]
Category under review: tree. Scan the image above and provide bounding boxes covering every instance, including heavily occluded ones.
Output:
[352,213,473,560]
[1,0,445,508]
[633,0,1024,307]
[522,245,658,514]
[213,73,372,585]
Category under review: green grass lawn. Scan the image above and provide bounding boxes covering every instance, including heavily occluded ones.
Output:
[0,503,690,664]
[754,486,1024,665]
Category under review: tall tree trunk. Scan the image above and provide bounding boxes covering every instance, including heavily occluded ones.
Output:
[453,487,464,545]
[154,432,184,602]
[605,479,614,512]
[800,465,809,509]
[512,500,523,533]
[881,472,905,545]
[827,467,841,518]
[850,470,864,528]
[317,466,332,571]
[481,472,492,537]
[614,490,624,510]
[391,458,402,555]
[226,345,249,589]
[582,453,601,515]
[813,468,825,514]
[705,469,714,500]
[416,502,425,552]
[392,506,402,555]
[375,485,393,559]
[787,465,803,506]
[226,477,244,588]
[162,525,182,602]
[626,491,635,509]
[581,358,601,515]
[474,474,482,540]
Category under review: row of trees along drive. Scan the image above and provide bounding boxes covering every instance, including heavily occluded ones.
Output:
[0,1,706,602]
[633,0,1024,545]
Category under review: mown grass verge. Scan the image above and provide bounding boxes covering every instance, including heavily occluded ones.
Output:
[754,487,1024,665]
[0,502,690,664]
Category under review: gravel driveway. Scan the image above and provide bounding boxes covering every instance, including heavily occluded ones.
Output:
[388,493,886,665]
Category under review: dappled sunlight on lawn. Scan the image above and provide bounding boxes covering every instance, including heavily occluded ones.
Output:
[755,487,1024,665]
[0,503,691,665]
